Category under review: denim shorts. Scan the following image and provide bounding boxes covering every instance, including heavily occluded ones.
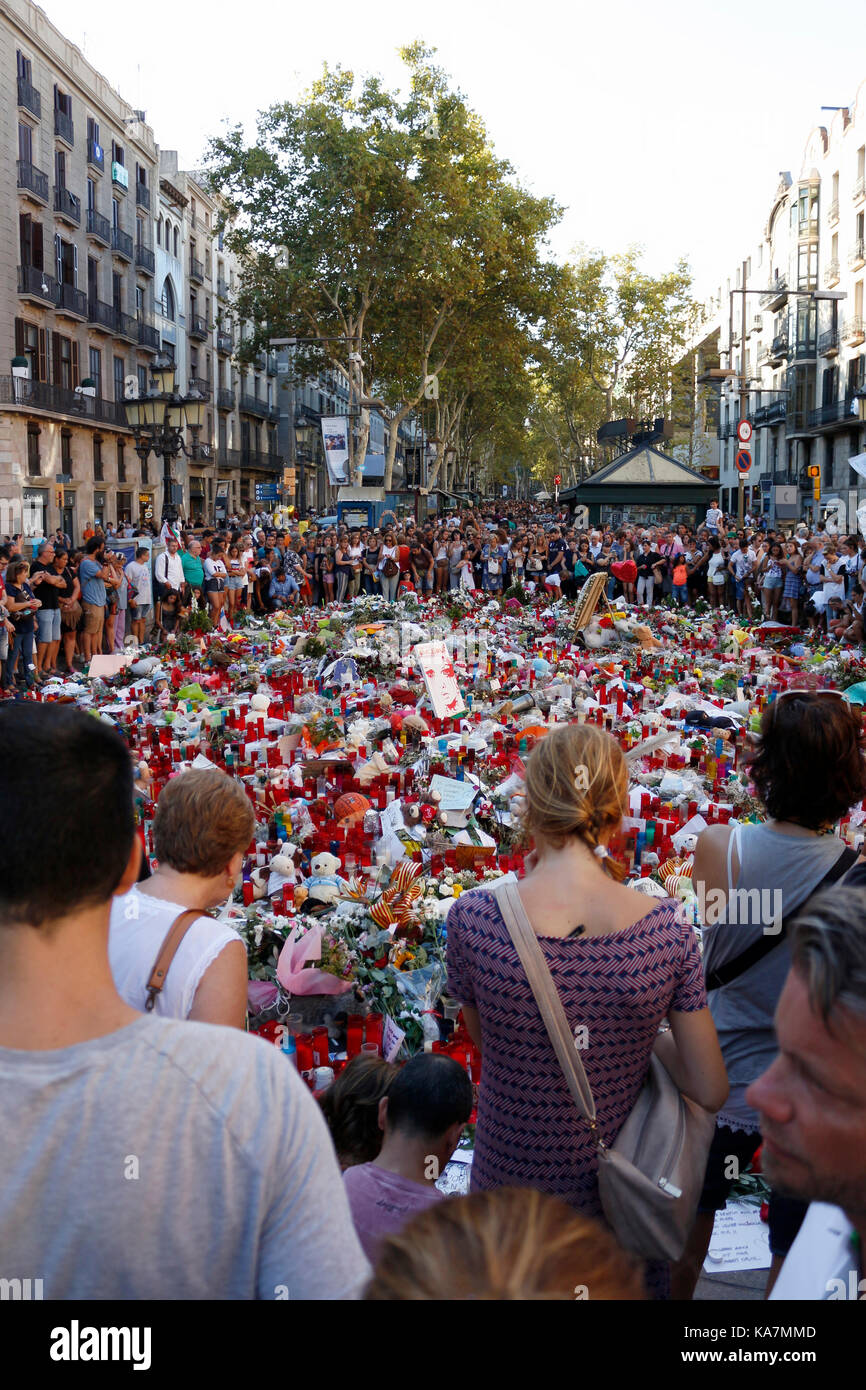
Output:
[762,574,783,590]
[36,607,61,643]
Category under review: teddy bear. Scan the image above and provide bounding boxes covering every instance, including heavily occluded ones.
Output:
[304,852,345,909]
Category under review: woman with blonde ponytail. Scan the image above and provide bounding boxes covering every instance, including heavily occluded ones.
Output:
[445,724,727,1296]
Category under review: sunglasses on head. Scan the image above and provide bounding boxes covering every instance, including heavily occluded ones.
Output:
[775,689,846,703]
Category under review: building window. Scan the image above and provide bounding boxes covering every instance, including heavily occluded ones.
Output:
[112,197,120,230]
[161,278,175,320]
[137,364,148,398]
[114,355,125,402]
[89,346,102,397]
[111,140,125,167]
[141,457,149,485]
[27,421,41,476]
[173,226,178,257]
[54,334,75,390]
[117,439,126,483]
[157,216,162,245]
[61,428,73,475]
[93,436,103,482]
[87,178,96,212]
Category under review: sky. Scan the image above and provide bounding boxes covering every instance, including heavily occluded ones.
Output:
[38,0,866,300]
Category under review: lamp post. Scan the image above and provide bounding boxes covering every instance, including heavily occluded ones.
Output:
[294,415,315,519]
[124,358,205,526]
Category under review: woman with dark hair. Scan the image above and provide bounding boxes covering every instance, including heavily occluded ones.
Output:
[758,541,785,621]
[674,692,866,1299]
[319,1054,399,1171]
[2,560,41,692]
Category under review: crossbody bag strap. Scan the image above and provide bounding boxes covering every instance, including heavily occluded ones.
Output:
[487,876,600,1137]
[144,908,203,1013]
[706,845,859,993]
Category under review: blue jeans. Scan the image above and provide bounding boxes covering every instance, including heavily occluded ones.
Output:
[4,627,34,687]
[672,584,688,604]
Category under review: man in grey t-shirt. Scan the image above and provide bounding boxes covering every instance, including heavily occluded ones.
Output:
[0,704,370,1300]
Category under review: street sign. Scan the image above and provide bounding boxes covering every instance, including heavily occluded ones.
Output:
[737,419,753,444]
[735,450,752,474]
[256,482,278,502]
[283,468,296,488]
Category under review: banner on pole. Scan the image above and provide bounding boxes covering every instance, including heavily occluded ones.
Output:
[320,416,350,486]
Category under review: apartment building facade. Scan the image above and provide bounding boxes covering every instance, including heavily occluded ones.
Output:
[0,0,161,539]
[704,81,866,523]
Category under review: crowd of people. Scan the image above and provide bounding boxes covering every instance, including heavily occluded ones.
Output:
[1,686,865,1304]
[2,497,863,694]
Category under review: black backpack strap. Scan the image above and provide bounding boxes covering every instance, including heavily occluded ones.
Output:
[706,846,859,992]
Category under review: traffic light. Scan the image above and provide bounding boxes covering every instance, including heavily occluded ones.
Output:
[807,465,820,478]
[54,484,64,510]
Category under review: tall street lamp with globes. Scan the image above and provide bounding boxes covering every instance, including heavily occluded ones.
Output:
[124,357,206,525]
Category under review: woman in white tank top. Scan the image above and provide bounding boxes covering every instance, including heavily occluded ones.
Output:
[110,769,254,1027]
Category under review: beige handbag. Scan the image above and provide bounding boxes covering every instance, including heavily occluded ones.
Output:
[486,874,716,1261]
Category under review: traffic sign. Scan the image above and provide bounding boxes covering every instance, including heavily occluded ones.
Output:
[553,474,562,486]
[737,419,753,444]
[735,449,752,475]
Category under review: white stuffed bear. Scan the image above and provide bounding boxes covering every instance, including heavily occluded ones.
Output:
[305,852,344,906]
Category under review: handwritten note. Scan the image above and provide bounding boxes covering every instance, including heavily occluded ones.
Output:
[703,1202,771,1273]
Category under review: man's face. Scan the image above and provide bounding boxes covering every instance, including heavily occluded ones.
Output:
[746,969,866,1212]
[167,540,179,554]
[41,546,55,564]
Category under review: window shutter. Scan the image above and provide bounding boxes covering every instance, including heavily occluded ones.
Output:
[14,318,25,356]
[38,327,48,383]
[55,233,61,285]
[52,332,61,385]
[71,339,80,389]
[32,220,43,270]
[73,243,79,286]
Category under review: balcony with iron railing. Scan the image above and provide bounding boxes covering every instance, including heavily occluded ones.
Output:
[757,346,771,368]
[810,397,857,429]
[818,327,840,357]
[240,392,271,418]
[188,376,211,400]
[217,387,235,410]
[135,181,150,210]
[111,226,133,261]
[87,138,104,171]
[854,175,866,203]
[849,239,866,271]
[18,264,58,306]
[217,276,230,299]
[116,310,137,342]
[828,198,840,225]
[17,159,49,204]
[216,329,233,354]
[0,375,129,427]
[137,318,159,350]
[54,185,81,226]
[189,257,204,284]
[189,313,210,341]
[764,399,787,427]
[824,259,840,287]
[717,420,732,440]
[842,315,866,346]
[86,208,110,244]
[216,447,282,473]
[17,75,41,119]
[135,242,155,275]
[54,108,73,145]
[57,283,87,319]
[760,276,788,311]
[88,298,116,332]
[786,408,813,435]
[769,332,789,364]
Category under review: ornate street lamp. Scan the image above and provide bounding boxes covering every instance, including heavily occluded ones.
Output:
[125,357,205,524]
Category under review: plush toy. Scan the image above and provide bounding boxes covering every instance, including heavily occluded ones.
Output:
[271,844,299,882]
[305,852,344,907]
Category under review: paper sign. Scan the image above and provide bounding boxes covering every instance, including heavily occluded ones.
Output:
[382,1015,406,1063]
[429,774,477,813]
[703,1202,771,1273]
[412,640,466,720]
[88,653,133,677]
[848,451,866,480]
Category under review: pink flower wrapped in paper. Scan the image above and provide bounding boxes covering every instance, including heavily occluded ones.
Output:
[276,920,353,996]
[247,980,279,1012]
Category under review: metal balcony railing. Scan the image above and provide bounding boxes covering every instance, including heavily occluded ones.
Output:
[135,243,155,274]
[828,198,840,225]
[824,259,840,286]
[810,398,857,428]
[189,257,204,284]
[18,263,58,305]
[137,319,160,350]
[854,175,866,202]
[135,182,150,210]
[86,208,110,243]
[189,314,210,340]
[87,138,104,170]
[54,108,74,145]
[57,283,87,318]
[240,393,270,417]
[760,277,788,310]
[54,185,81,225]
[818,327,840,356]
[0,375,129,427]
[17,159,49,202]
[217,387,235,410]
[188,376,211,400]
[849,239,866,269]
[17,76,41,119]
[216,329,233,354]
[111,227,133,260]
[116,310,138,341]
[88,298,116,331]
